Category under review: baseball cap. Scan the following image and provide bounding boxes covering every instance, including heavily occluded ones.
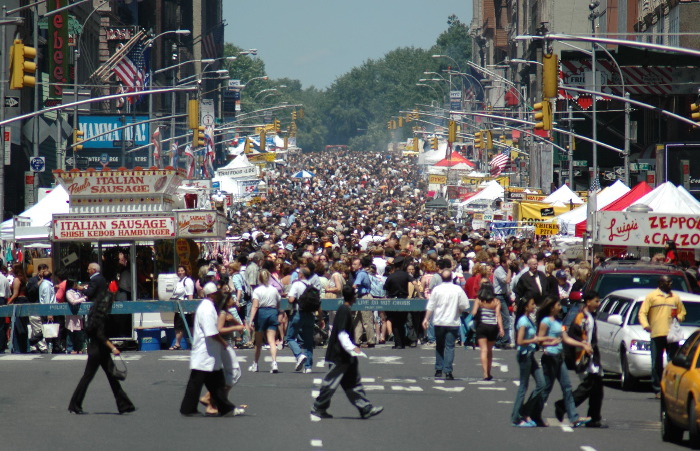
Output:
[206,270,217,277]
[555,270,568,279]
[466,251,476,258]
[202,282,218,296]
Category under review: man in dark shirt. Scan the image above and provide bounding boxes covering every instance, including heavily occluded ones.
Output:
[384,257,410,349]
[311,284,383,420]
[514,257,550,305]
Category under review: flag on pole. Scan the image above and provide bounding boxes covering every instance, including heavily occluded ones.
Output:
[202,23,225,59]
[489,151,510,177]
[113,42,148,103]
[170,141,179,169]
[184,144,195,179]
[202,126,215,178]
[151,127,161,168]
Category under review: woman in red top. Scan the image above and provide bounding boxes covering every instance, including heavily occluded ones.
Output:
[464,263,489,299]
[664,240,678,265]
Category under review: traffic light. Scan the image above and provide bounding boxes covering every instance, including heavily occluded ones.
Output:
[259,129,266,152]
[542,53,559,99]
[298,108,304,119]
[244,137,251,153]
[9,39,37,90]
[474,131,483,149]
[692,103,700,126]
[387,121,392,130]
[499,135,506,144]
[413,137,418,152]
[193,126,205,147]
[291,111,297,121]
[448,120,457,143]
[73,129,84,151]
[431,136,438,149]
[188,99,199,129]
[533,99,552,130]
[398,116,403,128]
[485,130,493,150]
[274,119,281,132]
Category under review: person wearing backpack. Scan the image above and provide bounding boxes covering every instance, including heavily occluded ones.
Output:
[555,291,606,428]
[285,267,324,373]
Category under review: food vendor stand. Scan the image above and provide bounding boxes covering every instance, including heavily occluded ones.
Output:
[51,167,227,343]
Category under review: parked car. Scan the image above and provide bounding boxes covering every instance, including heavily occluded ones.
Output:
[661,330,700,446]
[595,288,700,390]
[583,261,692,299]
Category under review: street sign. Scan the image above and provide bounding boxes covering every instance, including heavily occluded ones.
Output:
[572,160,588,167]
[614,166,624,175]
[66,156,90,167]
[3,130,9,165]
[30,156,46,173]
[100,153,110,165]
[200,99,215,127]
[4,97,19,108]
[561,170,582,177]
[112,140,134,148]
[212,181,220,189]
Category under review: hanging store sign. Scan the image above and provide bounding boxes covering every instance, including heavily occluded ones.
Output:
[48,0,68,101]
[53,214,176,241]
[177,211,227,238]
[596,211,700,247]
[429,174,447,185]
[78,115,150,149]
[216,165,257,179]
[535,223,560,236]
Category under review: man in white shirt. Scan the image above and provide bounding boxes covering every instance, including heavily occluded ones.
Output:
[180,283,238,417]
[285,267,323,373]
[422,269,469,380]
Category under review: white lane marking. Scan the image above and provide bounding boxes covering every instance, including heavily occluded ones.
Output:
[51,355,87,360]
[159,355,191,361]
[316,359,326,368]
[0,355,43,360]
[498,401,514,404]
[420,357,435,365]
[581,447,597,451]
[361,377,375,383]
[512,381,520,386]
[500,365,509,372]
[561,426,574,432]
[310,439,323,447]
[391,385,423,392]
[364,385,385,391]
[310,414,321,422]
[385,378,416,383]
[548,418,574,432]
[120,355,142,361]
[369,356,402,365]
[264,356,296,363]
[434,387,465,392]
[313,378,322,385]
[311,390,320,398]
[434,380,445,384]
[478,387,506,391]
[469,381,494,385]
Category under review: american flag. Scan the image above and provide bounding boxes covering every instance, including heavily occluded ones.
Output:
[151,127,161,168]
[202,23,224,59]
[170,141,179,168]
[490,151,510,176]
[113,42,148,103]
[184,144,195,179]
[202,126,215,178]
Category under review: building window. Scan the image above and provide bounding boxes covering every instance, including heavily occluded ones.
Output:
[669,6,680,47]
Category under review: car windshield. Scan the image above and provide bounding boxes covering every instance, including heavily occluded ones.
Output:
[594,274,689,298]
[629,300,700,326]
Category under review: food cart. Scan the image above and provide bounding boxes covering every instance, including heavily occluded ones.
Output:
[51,167,227,343]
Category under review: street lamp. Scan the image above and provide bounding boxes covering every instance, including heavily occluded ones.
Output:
[253,89,278,101]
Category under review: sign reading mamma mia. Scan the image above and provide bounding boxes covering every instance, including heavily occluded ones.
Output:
[596,211,700,247]
[78,115,150,149]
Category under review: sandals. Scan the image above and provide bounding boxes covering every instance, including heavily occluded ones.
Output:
[169,345,182,350]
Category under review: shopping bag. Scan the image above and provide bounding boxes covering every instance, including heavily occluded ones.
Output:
[42,323,60,339]
[667,318,683,343]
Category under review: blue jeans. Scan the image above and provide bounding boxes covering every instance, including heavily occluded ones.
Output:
[426,317,435,343]
[286,310,315,369]
[434,326,458,373]
[511,351,546,424]
[541,353,579,423]
[496,295,511,346]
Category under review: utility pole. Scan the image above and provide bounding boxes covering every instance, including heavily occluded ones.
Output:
[624,92,631,186]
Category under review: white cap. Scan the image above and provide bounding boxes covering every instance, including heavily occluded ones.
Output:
[202,282,218,296]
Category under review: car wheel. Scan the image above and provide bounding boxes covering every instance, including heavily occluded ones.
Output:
[690,398,700,448]
[620,349,638,391]
[661,396,683,443]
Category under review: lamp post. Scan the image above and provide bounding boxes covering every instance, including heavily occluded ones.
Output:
[253,88,278,102]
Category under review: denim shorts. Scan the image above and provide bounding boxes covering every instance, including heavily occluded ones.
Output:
[254,307,279,332]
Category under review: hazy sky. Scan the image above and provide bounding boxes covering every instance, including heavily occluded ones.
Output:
[223,1,471,90]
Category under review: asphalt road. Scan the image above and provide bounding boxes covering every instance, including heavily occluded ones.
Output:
[0,344,685,451]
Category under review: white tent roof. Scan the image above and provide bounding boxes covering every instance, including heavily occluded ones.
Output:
[557,180,630,236]
[1,185,69,241]
[219,153,253,169]
[457,180,505,207]
[543,184,584,205]
[418,148,445,165]
[626,181,700,214]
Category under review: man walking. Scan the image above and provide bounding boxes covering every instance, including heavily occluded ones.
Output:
[493,256,512,349]
[422,269,469,380]
[514,257,549,305]
[384,257,410,349]
[285,267,323,373]
[639,275,686,398]
[311,285,383,420]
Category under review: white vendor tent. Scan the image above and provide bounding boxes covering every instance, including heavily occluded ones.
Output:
[543,184,584,205]
[215,154,258,179]
[557,180,630,236]
[457,180,505,206]
[418,147,446,165]
[1,185,69,241]
[626,181,700,214]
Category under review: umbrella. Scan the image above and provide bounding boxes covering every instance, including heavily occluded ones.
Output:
[292,170,315,178]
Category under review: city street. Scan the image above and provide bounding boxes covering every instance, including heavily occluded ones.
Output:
[0,344,678,451]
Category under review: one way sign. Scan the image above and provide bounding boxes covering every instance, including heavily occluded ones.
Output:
[5,97,20,108]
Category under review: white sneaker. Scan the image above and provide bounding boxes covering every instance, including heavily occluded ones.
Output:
[248,362,258,372]
[295,354,308,371]
[270,361,279,373]
[303,367,312,374]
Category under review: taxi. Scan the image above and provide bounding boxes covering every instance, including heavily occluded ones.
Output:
[661,330,700,445]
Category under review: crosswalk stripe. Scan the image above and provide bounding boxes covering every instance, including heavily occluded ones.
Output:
[478,387,506,391]
[364,385,385,391]
[391,385,423,392]
[434,387,465,392]
[0,355,42,360]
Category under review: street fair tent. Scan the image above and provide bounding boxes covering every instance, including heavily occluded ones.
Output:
[573,181,652,237]
[1,185,69,241]
[627,181,700,214]
[434,152,475,168]
[215,153,258,179]
[543,184,584,205]
[557,180,630,236]
[418,147,446,165]
[456,180,505,207]
[292,170,315,178]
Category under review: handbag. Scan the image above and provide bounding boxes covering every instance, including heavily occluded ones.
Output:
[110,355,128,381]
[667,318,683,343]
[42,322,60,339]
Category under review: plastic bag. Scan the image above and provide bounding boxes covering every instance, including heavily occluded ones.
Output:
[667,318,683,343]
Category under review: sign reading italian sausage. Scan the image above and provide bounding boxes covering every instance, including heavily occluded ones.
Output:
[53,214,176,241]
[596,211,700,247]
